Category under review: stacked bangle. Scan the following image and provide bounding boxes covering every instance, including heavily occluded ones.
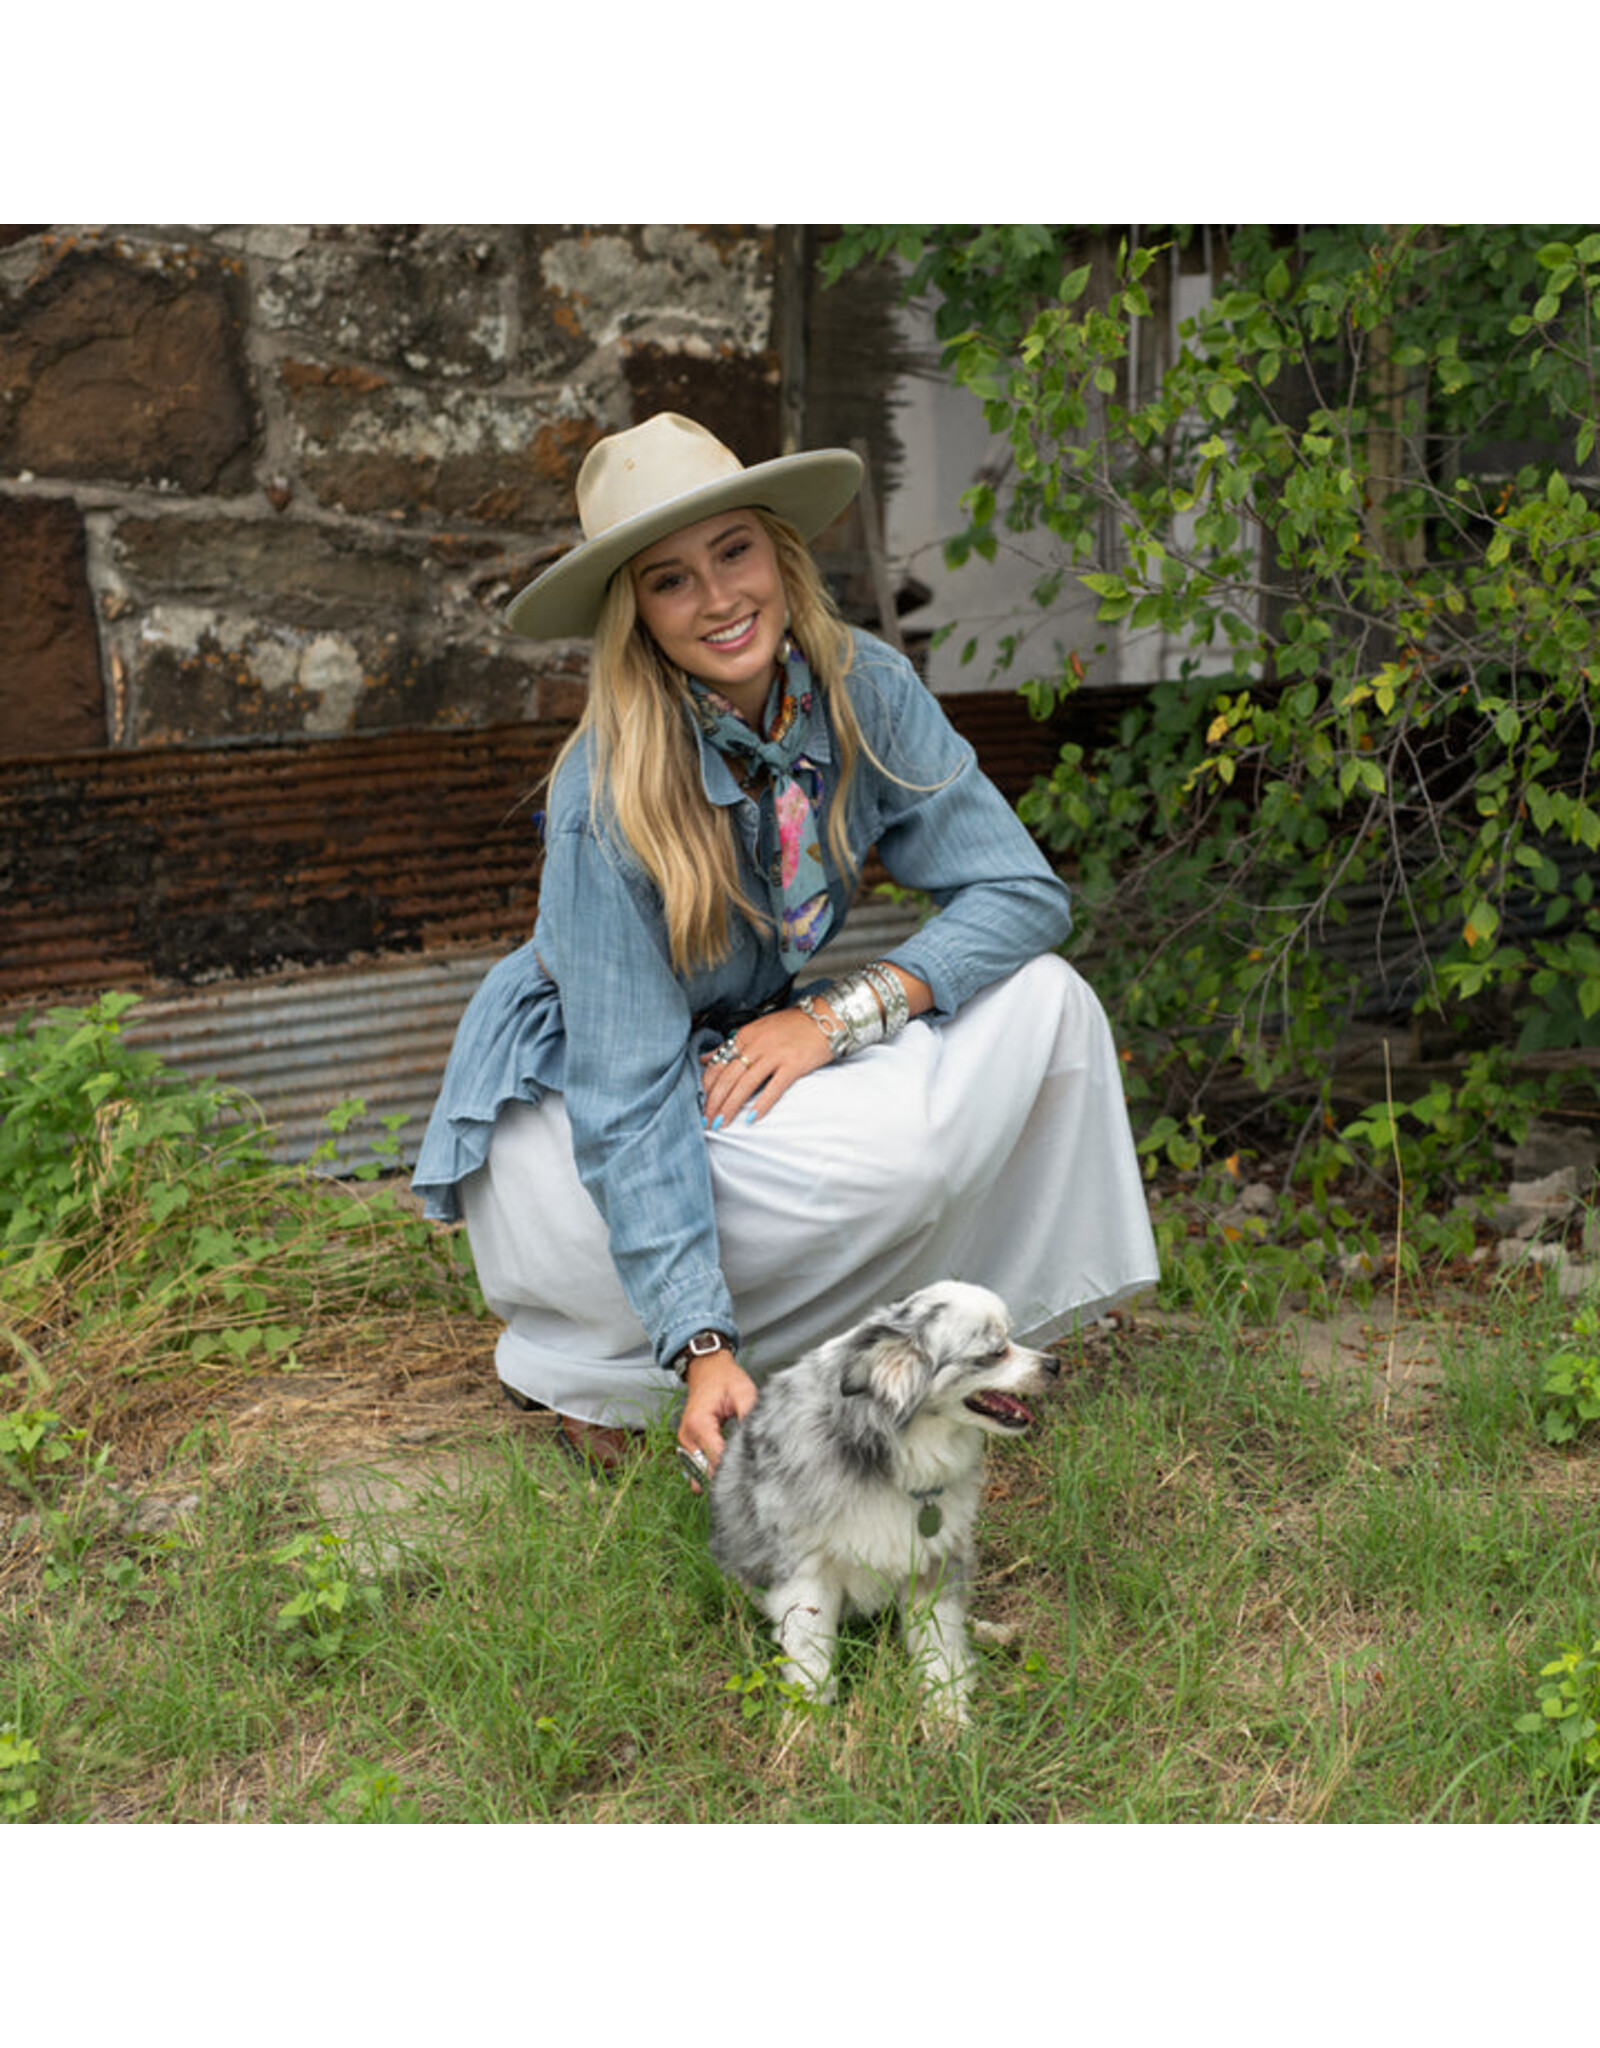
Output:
[797,993,850,1060]
[798,963,911,1062]
[862,963,910,1037]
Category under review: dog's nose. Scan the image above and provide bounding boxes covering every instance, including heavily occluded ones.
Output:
[1041,1352,1061,1379]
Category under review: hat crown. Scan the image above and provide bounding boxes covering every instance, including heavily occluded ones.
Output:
[503,412,861,639]
[577,413,745,543]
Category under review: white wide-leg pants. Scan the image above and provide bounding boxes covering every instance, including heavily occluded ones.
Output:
[460,954,1159,1427]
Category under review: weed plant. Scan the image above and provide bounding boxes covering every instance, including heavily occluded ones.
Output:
[0,992,482,1400]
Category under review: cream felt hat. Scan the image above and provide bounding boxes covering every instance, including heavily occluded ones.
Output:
[504,412,863,640]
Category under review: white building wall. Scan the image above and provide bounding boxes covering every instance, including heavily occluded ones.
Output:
[878,257,1220,697]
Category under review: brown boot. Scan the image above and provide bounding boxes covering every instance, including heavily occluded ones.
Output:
[555,1414,640,1473]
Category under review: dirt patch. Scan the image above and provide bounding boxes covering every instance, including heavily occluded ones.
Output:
[1276,1303,1452,1417]
[45,1307,506,1492]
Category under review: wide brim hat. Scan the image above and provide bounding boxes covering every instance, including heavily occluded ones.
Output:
[504,412,864,640]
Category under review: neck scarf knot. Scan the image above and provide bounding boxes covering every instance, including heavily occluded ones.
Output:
[688,639,834,971]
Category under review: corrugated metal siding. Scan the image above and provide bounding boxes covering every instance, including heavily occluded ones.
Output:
[121,952,496,1169]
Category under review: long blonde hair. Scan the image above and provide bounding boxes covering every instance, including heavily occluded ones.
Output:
[552,511,867,975]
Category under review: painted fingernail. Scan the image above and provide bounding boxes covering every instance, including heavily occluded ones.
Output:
[710,1114,723,1132]
[743,1106,758,1125]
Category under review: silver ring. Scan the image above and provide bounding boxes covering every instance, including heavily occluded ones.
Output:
[677,1446,711,1483]
[709,1039,739,1067]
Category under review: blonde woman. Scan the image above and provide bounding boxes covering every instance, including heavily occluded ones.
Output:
[414,414,1157,1473]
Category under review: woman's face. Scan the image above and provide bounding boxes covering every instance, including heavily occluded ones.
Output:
[629,509,786,716]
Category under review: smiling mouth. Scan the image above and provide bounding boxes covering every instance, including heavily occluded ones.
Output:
[702,615,757,648]
[963,1390,1034,1430]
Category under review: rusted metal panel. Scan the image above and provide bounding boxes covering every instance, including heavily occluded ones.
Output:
[0,696,1067,1012]
[0,722,562,1004]
[0,697,1049,1169]
[940,685,1123,795]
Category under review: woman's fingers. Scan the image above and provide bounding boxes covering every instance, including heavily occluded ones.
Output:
[700,1009,832,1128]
[676,1352,758,1488]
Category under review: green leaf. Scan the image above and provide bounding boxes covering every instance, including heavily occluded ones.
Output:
[1462,900,1500,950]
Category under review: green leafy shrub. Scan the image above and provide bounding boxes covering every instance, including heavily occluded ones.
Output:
[338,1762,423,1824]
[825,225,1600,1217]
[0,1404,101,1500]
[722,1655,818,1722]
[271,1530,382,1665]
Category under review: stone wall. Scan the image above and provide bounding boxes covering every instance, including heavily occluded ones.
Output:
[0,224,836,758]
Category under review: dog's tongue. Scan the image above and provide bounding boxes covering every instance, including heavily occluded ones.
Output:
[965,1390,1033,1428]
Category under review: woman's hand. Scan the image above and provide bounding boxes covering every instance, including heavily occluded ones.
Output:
[698,1003,836,1130]
[677,1346,757,1486]
[698,969,932,1131]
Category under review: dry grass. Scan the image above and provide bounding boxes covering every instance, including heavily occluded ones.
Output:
[23,1300,496,1485]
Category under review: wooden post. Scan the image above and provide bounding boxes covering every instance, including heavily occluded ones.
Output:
[774,226,809,458]
[852,438,904,654]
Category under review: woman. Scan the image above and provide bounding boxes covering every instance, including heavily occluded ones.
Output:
[413,413,1158,1475]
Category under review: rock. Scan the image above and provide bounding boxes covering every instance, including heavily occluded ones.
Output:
[1512,1121,1600,1182]
[0,497,106,755]
[1497,1240,1567,1271]
[119,1491,201,1536]
[0,242,254,493]
[1492,1168,1584,1239]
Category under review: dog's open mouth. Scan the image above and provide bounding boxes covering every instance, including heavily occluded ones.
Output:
[963,1390,1034,1430]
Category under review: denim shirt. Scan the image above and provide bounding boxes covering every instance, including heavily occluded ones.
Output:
[412,629,1073,1372]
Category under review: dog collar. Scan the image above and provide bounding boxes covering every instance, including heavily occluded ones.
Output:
[910,1486,944,1538]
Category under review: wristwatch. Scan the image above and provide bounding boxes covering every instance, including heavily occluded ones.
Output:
[671,1329,733,1383]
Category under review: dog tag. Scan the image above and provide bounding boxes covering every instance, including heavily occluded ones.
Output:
[917,1500,943,1539]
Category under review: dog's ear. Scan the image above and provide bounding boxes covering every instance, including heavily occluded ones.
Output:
[840,1321,930,1419]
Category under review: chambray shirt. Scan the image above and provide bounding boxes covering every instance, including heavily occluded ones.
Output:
[412,629,1073,1373]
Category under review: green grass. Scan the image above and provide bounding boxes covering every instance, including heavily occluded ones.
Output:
[9,989,1589,1822]
[6,1280,1600,1823]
